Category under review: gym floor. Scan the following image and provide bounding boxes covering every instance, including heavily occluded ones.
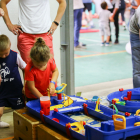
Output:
[0,18,133,140]
[75,18,133,99]
[75,18,132,87]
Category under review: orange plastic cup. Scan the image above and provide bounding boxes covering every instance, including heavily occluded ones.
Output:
[40,96,50,115]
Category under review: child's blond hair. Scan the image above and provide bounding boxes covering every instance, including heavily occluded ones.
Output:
[30,38,50,63]
[0,35,10,51]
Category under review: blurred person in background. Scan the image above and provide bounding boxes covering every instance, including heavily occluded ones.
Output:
[119,0,127,30]
[74,0,87,50]
[82,0,95,28]
[104,0,120,44]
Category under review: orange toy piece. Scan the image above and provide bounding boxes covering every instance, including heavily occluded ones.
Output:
[113,115,126,131]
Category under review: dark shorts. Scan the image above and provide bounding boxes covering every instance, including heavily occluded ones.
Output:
[0,95,25,109]
[26,97,37,102]
[84,3,92,12]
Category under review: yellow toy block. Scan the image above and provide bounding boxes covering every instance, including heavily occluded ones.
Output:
[113,115,126,131]
[50,104,64,110]
[113,98,119,103]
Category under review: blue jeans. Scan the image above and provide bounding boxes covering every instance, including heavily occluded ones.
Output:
[74,8,83,47]
[130,32,140,88]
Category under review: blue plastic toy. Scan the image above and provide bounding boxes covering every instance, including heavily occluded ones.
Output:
[91,96,99,102]
[107,88,140,113]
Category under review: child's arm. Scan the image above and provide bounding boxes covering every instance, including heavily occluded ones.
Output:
[26,81,43,98]
[49,67,59,95]
[22,69,26,95]
[0,8,4,17]
[17,53,27,94]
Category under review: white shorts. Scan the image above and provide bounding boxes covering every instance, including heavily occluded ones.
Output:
[99,25,110,36]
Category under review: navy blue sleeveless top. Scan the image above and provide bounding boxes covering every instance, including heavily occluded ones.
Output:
[0,50,23,99]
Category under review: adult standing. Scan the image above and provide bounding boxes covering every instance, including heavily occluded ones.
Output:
[129,6,140,88]
[1,0,66,63]
[119,0,126,30]
[127,0,140,20]
[104,0,120,44]
[74,0,86,50]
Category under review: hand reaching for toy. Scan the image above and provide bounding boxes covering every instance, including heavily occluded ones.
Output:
[0,8,4,17]
[49,83,55,95]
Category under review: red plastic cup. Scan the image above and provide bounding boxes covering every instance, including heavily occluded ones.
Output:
[57,93,62,100]
[40,96,50,115]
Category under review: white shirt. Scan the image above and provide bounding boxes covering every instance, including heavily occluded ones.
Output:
[103,0,120,9]
[18,0,51,34]
[99,9,112,26]
[73,0,84,10]
[17,53,26,70]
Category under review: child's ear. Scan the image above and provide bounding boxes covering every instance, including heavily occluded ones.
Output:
[9,42,11,48]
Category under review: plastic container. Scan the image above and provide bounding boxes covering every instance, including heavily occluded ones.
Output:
[40,96,50,115]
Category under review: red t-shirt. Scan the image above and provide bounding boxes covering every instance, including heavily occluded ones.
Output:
[25,58,56,99]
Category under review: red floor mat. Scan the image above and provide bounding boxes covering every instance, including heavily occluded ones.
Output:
[80,29,99,33]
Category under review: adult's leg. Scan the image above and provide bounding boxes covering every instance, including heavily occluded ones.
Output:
[120,8,126,30]
[108,8,113,42]
[114,9,119,43]
[120,9,125,22]
[36,33,54,55]
[0,107,9,128]
[130,32,140,88]
[17,33,36,63]
[74,9,83,47]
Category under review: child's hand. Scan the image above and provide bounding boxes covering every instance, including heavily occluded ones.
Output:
[49,83,55,96]
[0,8,4,17]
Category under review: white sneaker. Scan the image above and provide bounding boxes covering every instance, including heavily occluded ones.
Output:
[105,43,110,46]
[74,45,87,50]
[0,121,10,128]
[101,42,104,46]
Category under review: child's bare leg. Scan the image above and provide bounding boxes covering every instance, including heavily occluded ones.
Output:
[101,36,104,43]
[82,12,86,20]
[0,107,10,128]
[89,11,93,22]
[106,36,110,43]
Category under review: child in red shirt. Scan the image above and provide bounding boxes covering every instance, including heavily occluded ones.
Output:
[25,38,59,101]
